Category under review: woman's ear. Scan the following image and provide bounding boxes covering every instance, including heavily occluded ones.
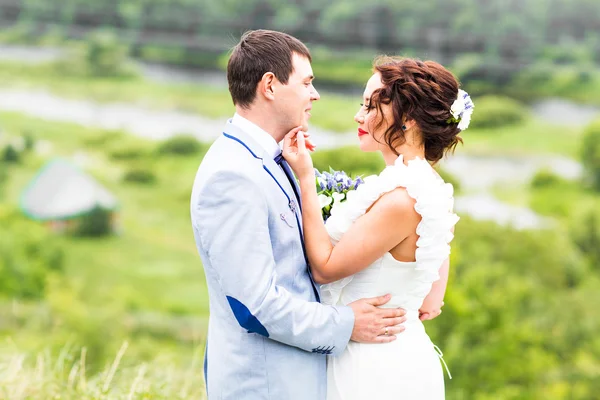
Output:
[403,118,417,131]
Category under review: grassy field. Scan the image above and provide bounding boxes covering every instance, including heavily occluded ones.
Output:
[0,341,206,399]
[1,112,208,317]
[462,119,584,158]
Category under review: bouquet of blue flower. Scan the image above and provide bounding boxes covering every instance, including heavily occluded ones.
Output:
[315,168,364,221]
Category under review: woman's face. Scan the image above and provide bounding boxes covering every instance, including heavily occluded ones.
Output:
[354,73,392,152]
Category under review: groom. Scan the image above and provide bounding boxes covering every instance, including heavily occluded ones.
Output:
[190,30,406,399]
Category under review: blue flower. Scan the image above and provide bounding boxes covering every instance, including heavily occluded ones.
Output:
[314,168,365,221]
[353,177,364,189]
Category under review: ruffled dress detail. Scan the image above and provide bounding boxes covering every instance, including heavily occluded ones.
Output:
[321,154,460,309]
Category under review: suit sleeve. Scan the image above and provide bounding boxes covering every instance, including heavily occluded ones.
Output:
[193,170,354,355]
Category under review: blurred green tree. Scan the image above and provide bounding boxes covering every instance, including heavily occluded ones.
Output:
[581,118,600,190]
[428,217,595,399]
[0,208,64,299]
[2,145,20,163]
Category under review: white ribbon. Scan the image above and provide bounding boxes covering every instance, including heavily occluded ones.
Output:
[433,344,452,380]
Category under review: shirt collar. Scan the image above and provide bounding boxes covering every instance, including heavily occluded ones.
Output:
[230,113,281,158]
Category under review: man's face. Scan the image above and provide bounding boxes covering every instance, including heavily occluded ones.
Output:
[274,53,320,132]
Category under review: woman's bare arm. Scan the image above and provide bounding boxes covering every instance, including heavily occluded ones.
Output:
[419,258,449,321]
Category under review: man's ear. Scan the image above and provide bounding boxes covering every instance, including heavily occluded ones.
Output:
[258,72,276,101]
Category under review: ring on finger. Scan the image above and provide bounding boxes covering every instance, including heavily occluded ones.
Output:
[384,326,389,336]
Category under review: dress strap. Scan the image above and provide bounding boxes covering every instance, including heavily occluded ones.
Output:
[433,344,452,380]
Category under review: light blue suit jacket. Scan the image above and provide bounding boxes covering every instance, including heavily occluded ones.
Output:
[190,121,355,399]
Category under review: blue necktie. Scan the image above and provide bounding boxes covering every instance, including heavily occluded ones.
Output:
[275,155,319,302]
[274,152,284,165]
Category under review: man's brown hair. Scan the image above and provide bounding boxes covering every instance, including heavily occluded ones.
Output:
[227,30,312,109]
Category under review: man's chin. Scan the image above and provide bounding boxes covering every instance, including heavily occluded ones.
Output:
[286,119,309,133]
[300,121,310,132]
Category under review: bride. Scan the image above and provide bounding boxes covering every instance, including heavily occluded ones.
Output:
[283,56,473,399]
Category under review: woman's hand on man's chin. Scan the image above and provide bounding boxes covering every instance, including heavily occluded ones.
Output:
[282,126,316,180]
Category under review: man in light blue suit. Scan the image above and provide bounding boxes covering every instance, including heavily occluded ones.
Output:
[190,30,406,399]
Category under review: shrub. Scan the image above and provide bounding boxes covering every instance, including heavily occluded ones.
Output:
[0,22,36,44]
[83,130,125,147]
[157,135,203,156]
[452,54,507,85]
[469,96,529,129]
[0,162,7,184]
[569,204,600,269]
[0,163,7,200]
[101,134,153,160]
[83,30,133,77]
[110,146,149,161]
[0,208,64,299]
[22,132,35,151]
[540,42,594,66]
[530,169,569,189]
[1,145,20,163]
[75,206,113,237]
[123,168,156,184]
[56,30,137,78]
[581,118,600,191]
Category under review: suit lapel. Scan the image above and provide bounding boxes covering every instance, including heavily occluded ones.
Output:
[223,123,296,205]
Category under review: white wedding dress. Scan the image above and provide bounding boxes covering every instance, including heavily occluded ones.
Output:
[323,155,459,400]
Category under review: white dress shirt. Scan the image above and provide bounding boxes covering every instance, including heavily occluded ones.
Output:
[230,113,281,158]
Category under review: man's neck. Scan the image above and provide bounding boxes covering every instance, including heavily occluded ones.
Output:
[236,107,284,142]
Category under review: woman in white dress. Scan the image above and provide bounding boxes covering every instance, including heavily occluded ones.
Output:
[283,56,474,399]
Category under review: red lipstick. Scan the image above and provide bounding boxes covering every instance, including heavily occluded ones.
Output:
[358,128,369,136]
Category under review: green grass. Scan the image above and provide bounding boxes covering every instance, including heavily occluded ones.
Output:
[462,119,584,158]
[0,342,206,399]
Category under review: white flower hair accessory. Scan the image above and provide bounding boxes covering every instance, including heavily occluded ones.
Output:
[449,89,474,131]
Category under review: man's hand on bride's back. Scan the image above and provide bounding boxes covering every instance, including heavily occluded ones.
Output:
[349,294,407,343]
[283,126,316,180]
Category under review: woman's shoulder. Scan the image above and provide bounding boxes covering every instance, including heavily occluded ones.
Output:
[367,186,418,220]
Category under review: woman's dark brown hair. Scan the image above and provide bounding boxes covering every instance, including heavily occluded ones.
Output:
[227,30,311,109]
[369,56,463,163]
